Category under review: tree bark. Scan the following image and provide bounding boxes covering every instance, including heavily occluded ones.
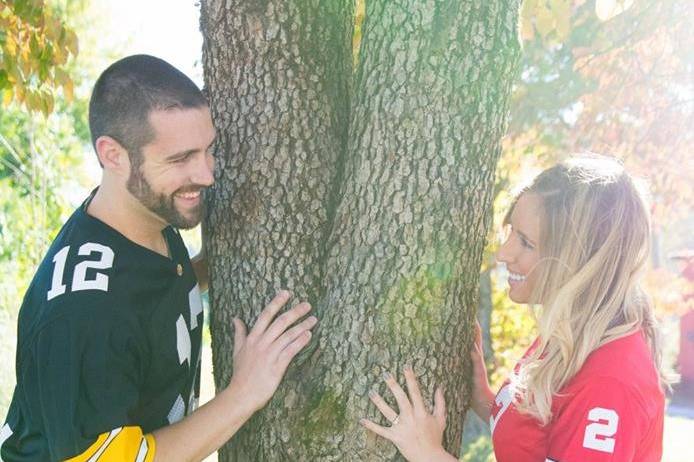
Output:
[200,1,353,460]
[201,0,520,459]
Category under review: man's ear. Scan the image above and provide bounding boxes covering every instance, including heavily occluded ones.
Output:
[95,136,130,176]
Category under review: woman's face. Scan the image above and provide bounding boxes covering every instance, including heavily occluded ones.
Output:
[496,193,543,304]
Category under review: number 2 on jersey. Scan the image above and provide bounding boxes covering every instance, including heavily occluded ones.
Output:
[47,243,114,301]
[583,407,619,453]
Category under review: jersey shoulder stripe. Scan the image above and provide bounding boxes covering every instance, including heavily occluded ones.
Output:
[63,427,155,462]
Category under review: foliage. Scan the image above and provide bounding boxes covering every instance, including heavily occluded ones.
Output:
[0,0,80,115]
[460,434,495,462]
[482,0,692,392]
[0,0,92,418]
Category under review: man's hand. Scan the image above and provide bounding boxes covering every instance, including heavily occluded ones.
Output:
[151,290,316,461]
[227,290,317,413]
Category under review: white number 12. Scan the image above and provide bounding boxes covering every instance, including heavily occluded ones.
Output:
[47,243,114,301]
[582,407,619,453]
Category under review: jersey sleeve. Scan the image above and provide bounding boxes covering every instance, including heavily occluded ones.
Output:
[546,377,648,462]
[27,306,155,461]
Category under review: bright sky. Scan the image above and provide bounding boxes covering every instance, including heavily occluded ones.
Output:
[91,0,203,85]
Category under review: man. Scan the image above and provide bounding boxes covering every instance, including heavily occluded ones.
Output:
[0,55,317,461]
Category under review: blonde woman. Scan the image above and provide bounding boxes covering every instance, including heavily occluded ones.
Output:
[361,155,667,461]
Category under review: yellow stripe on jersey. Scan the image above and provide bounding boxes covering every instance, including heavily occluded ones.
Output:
[64,426,156,462]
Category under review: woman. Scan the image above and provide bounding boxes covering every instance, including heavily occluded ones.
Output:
[361,155,668,461]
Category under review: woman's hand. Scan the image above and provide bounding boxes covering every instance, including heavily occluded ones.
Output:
[470,319,495,421]
[360,365,457,462]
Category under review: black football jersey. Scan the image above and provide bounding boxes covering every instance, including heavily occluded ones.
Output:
[1,193,203,461]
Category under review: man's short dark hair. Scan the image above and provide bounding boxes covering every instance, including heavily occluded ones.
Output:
[88,54,207,164]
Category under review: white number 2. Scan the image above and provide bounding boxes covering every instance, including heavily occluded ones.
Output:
[47,243,115,301]
[582,407,619,453]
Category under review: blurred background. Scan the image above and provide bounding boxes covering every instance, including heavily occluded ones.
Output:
[1,1,691,460]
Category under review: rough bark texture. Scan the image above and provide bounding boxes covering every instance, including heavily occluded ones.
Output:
[201,0,520,460]
[320,2,521,458]
[200,1,353,460]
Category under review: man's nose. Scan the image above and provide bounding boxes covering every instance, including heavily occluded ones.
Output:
[193,152,215,187]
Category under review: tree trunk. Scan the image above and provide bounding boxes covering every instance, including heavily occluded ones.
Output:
[200,0,520,459]
[200,1,353,460]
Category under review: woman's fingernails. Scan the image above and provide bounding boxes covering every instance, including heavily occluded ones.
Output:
[404,363,412,372]
[368,389,377,398]
[382,371,392,381]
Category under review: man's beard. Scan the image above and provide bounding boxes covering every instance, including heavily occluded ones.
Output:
[126,166,203,230]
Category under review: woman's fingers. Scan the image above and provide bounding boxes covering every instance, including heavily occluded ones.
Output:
[383,372,412,416]
[403,365,426,412]
[433,387,447,427]
[360,418,394,441]
[369,390,398,424]
[474,319,483,349]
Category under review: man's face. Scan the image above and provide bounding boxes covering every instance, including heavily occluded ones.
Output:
[127,106,216,229]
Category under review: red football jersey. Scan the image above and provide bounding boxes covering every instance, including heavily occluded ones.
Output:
[491,331,664,462]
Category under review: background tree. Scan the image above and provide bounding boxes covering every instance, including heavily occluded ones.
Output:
[0,0,98,416]
[200,0,521,459]
[462,1,693,459]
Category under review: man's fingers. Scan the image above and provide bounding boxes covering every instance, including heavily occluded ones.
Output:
[403,365,426,412]
[263,302,312,345]
[433,387,447,427]
[251,290,291,336]
[276,330,312,369]
[272,315,318,354]
[368,390,398,423]
[232,317,247,354]
[383,372,412,416]
[360,419,394,441]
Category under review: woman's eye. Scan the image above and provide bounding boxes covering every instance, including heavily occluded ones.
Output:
[521,237,534,250]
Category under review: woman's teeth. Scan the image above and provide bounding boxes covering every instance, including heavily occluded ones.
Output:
[508,271,526,282]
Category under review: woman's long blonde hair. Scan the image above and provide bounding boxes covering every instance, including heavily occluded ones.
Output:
[508,155,668,425]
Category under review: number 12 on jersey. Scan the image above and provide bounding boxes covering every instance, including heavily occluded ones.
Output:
[47,243,115,301]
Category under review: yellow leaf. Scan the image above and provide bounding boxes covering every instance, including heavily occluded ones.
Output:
[63,78,74,102]
[552,0,571,41]
[66,29,78,56]
[520,0,537,41]
[2,88,13,106]
[535,5,555,38]
[596,0,634,22]
[6,33,17,57]
[41,92,54,116]
[0,4,11,19]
